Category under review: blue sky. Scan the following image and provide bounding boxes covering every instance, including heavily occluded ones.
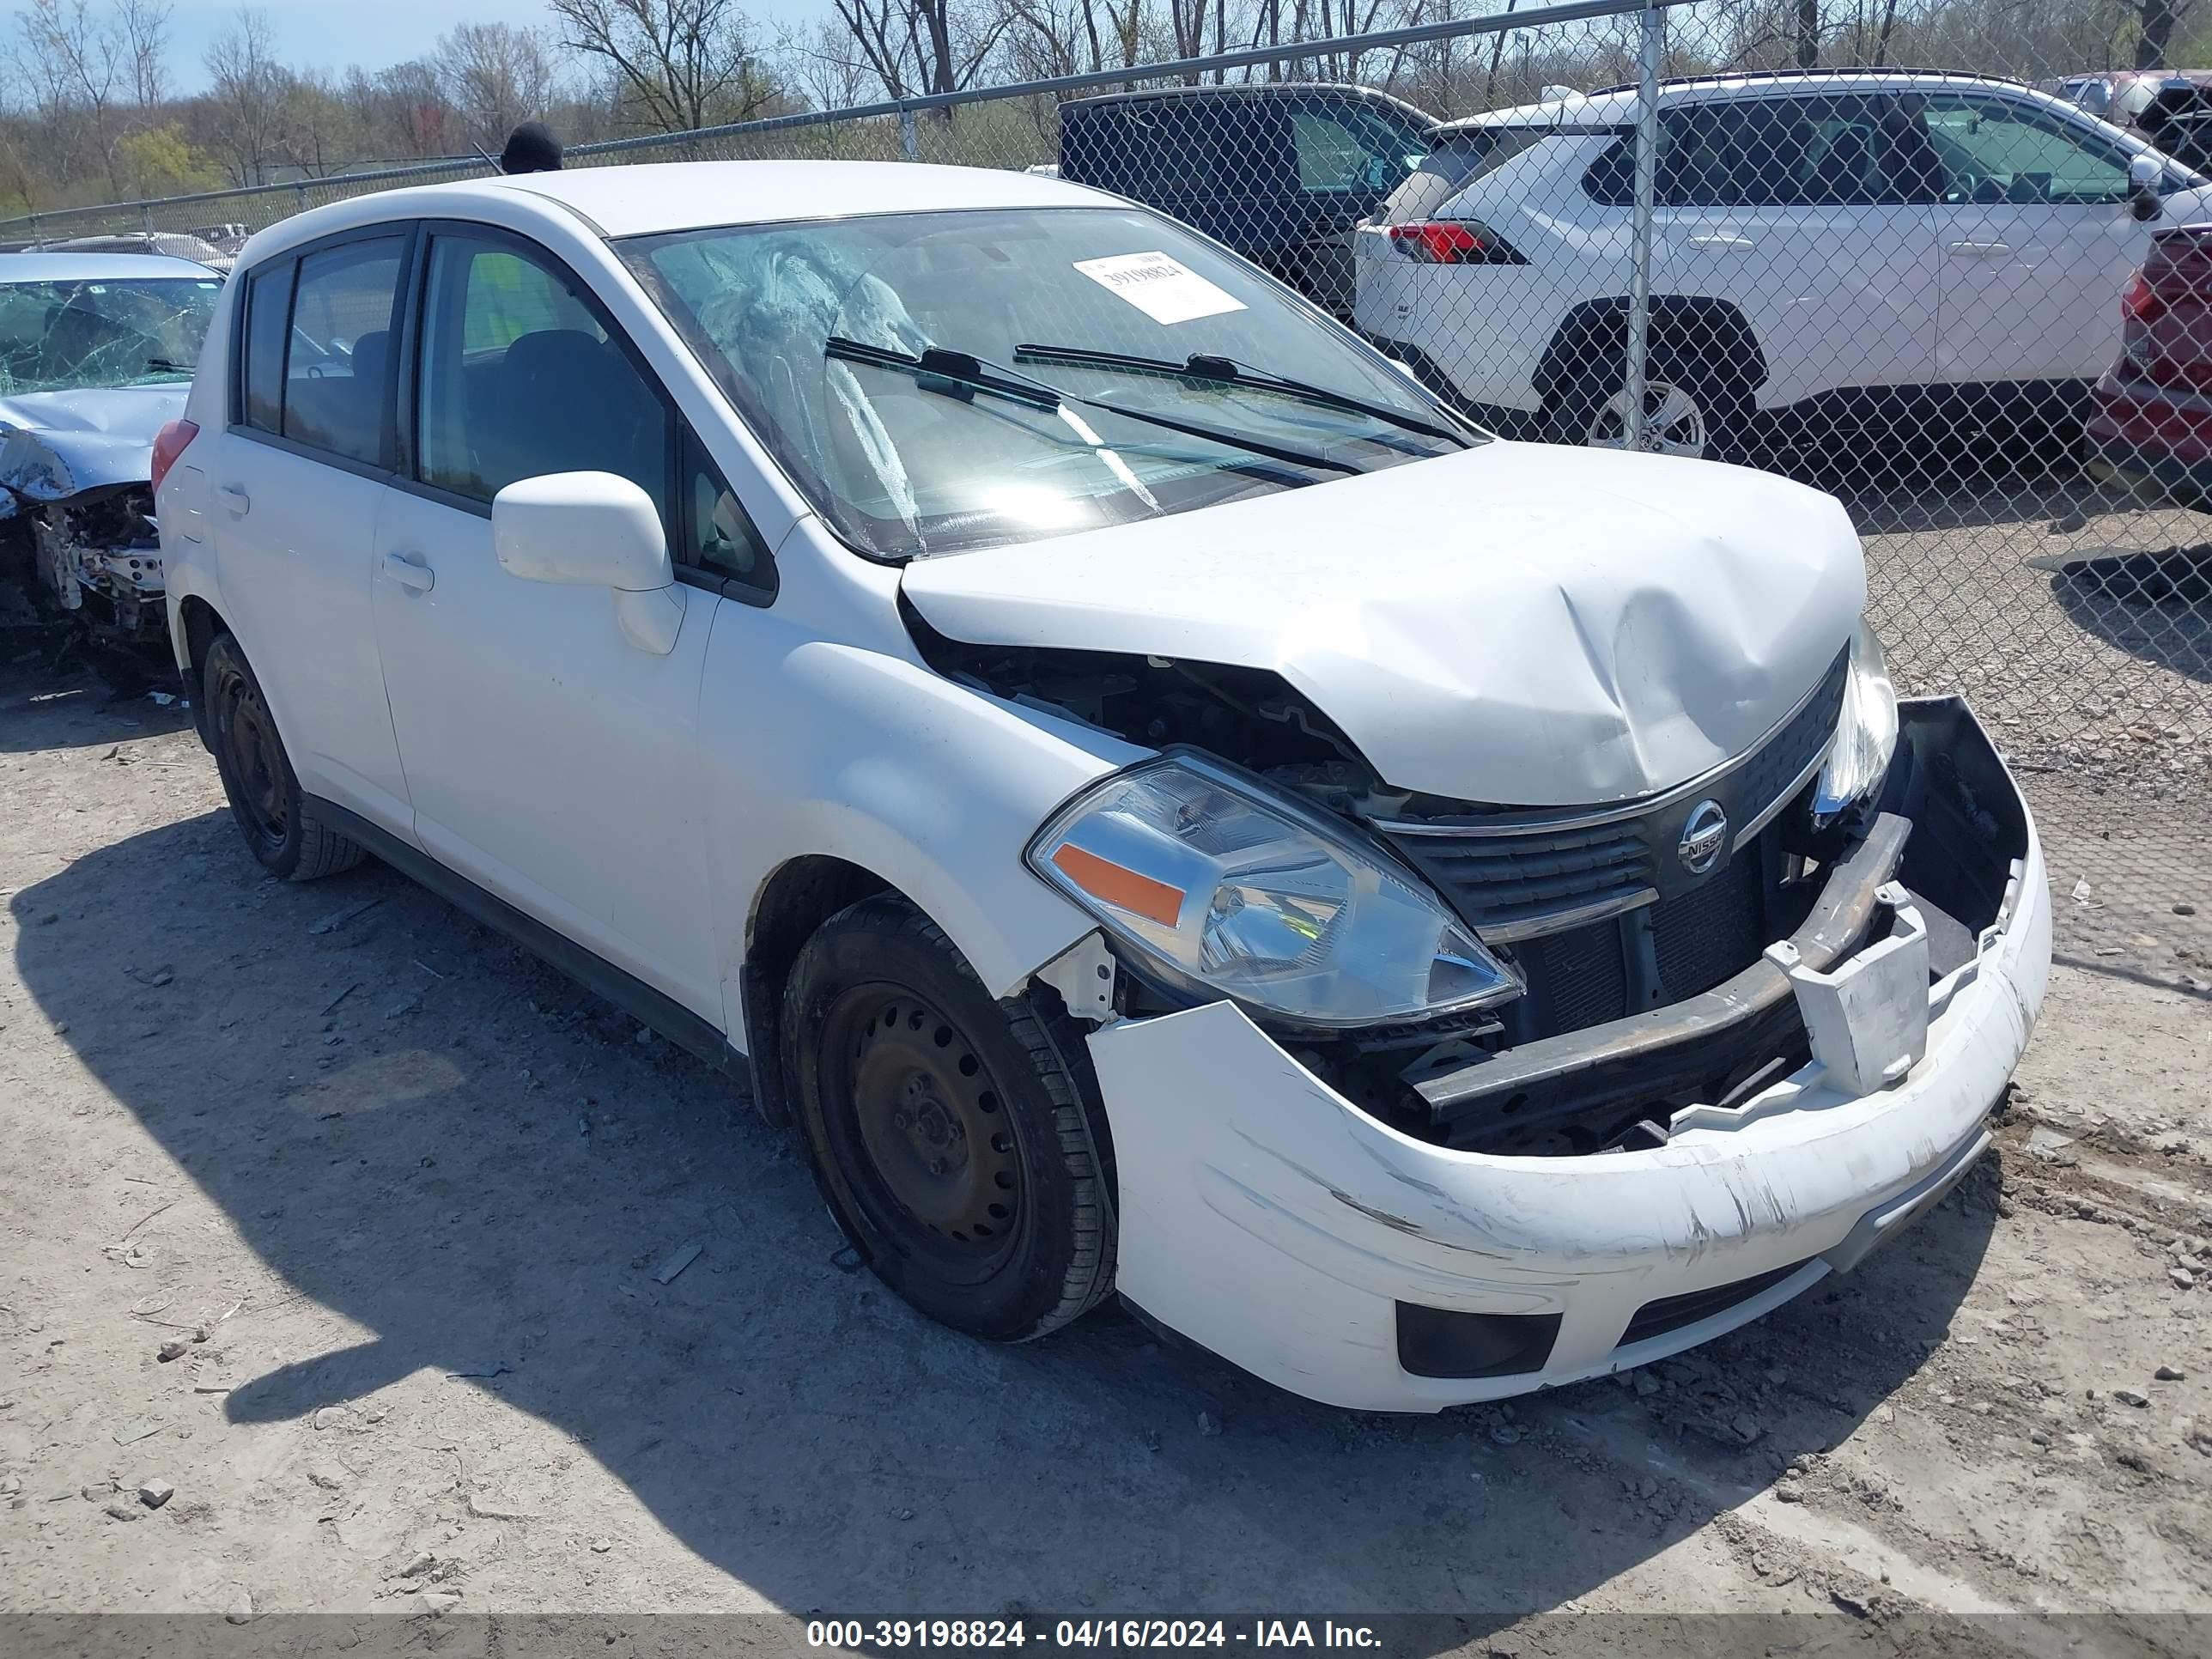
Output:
[163,0,823,92]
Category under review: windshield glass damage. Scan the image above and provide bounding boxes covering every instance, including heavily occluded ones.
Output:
[0,276,223,397]
[619,207,1471,559]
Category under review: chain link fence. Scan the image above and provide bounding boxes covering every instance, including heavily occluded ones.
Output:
[6,0,2207,945]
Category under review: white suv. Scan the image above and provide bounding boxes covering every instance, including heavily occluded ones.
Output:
[154,160,2047,1411]
[1355,70,2212,457]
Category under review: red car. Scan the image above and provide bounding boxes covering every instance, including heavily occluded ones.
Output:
[2087,222,2212,509]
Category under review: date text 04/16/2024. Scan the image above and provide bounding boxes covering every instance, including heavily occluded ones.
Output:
[806,1621,1384,1650]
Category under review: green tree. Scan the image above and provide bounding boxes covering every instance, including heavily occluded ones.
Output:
[113,122,217,198]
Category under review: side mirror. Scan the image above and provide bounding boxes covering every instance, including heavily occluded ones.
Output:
[492,470,684,654]
[2129,152,2164,221]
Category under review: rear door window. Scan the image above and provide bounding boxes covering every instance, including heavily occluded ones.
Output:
[1584,95,1920,207]
[282,237,404,466]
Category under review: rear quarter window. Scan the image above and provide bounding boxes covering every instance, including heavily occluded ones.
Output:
[1384,127,1554,222]
[240,261,293,433]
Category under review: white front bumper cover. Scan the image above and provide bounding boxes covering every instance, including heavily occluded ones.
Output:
[1087,756,2049,1413]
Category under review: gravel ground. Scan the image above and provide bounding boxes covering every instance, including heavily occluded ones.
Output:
[1,477,2209,1655]
[1856,475,2210,809]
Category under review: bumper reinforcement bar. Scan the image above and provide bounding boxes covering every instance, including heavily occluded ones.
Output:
[1415,811,1911,1129]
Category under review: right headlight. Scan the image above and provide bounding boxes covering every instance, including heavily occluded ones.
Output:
[1813,621,1899,826]
[1028,754,1522,1028]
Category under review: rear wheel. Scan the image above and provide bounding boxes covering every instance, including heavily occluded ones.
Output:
[1547,344,1751,463]
[783,894,1115,1342]
[203,633,366,881]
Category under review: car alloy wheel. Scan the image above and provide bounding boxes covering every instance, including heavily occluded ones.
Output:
[1584,379,1711,459]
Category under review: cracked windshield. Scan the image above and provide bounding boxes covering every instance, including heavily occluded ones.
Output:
[623,206,1472,559]
[0,276,222,396]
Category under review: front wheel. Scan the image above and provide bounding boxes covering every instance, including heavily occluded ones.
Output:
[783,894,1115,1342]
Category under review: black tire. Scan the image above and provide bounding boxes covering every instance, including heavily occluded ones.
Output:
[1545,343,1752,464]
[783,893,1115,1342]
[202,633,366,882]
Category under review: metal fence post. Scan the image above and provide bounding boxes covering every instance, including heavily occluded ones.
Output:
[899,108,920,162]
[1623,1,1663,449]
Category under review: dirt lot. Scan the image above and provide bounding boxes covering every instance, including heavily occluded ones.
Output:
[1,531,2209,1651]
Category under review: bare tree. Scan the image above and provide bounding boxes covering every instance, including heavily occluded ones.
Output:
[828,0,1017,100]
[778,18,883,109]
[549,0,779,131]
[203,5,287,185]
[17,0,125,191]
[119,0,172,110]
[997,0,1102,77]
[2130,0,2199,65]
[435,21,562,151]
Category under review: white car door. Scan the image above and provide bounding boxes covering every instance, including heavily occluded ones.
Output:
[1923,90,2175,386]
[206,233,414,831]
[368,227,743,1021]
[1650,93,1938,411]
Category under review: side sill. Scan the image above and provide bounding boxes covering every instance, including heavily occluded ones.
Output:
[307,795,754,1090]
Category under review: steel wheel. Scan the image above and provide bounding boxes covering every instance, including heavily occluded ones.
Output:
[784,893,1116,1342]
[823,982,1024,1275]
[1584,379,1711,459]
[200,632,366,881]
[210,654,289,851]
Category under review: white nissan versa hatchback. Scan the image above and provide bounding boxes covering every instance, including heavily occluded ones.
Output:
[153,161,2049,1411]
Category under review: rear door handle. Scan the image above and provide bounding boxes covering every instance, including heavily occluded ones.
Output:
[1945,240,2013,258]
[216,483,250,516]
[383,551,434,592]
[1686,234,1757,251]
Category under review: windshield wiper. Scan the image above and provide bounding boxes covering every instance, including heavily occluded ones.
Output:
[825,335,1357,477]
[143,356,193,373]
[827,336,1060,410]
[1014,343,1472,447]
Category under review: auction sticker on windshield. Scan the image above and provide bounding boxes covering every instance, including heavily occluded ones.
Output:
[1073,252,1247,325]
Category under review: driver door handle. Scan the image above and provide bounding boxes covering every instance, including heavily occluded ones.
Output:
[1686,234,1757,251]
[383,551,434,592]
[1945,240,2013,258]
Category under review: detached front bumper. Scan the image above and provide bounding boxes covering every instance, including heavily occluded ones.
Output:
[1087,702,2050,1411]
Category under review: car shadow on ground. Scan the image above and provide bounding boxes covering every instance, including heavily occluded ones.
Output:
[9,788,1998,1628]
[2031,543,2212,685]
[0,654,191,753]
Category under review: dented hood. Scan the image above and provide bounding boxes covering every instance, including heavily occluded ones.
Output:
[0,385,184,509]
[901,441,1866,806]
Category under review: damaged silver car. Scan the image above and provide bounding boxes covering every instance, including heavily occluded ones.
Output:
[0,252,222,645]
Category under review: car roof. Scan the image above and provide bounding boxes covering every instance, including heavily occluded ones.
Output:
[0,251,224,283]
[1434,68,2058,134]
[244,160,1123,258]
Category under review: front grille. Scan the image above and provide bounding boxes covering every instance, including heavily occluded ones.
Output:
[1507,836,1771,1047]
[1375,647,1849,950]
[1400,821,1654,939]
[1736,653,1851,820]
